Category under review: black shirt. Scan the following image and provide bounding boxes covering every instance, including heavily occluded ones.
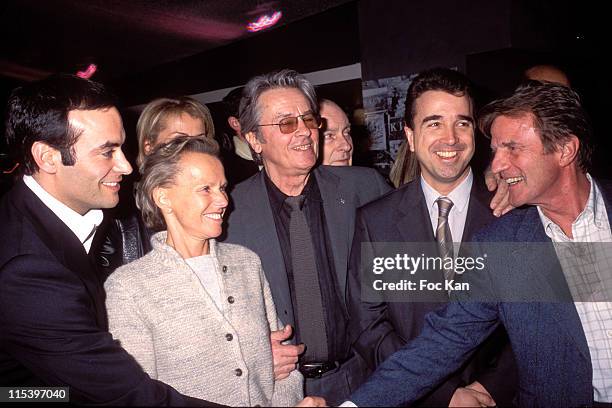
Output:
[264,171,349,363]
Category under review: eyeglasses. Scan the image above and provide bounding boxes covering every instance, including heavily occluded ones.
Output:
[258,113,322,134]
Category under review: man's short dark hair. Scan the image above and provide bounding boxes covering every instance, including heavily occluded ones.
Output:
[221,87,244,119]
[5,74,117,175]
[479,80,593,171]
[403,67,474,129]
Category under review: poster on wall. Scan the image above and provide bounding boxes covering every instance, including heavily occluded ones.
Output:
[361,74,416,175]
[361,68,456,176]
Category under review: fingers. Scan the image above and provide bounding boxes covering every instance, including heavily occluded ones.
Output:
[272,342,304,358]
[295,396,327,407]
[484,166,497,191]
[489,173,512,217]
[270,324,293,342]
[472,391,495,407]
[449,387,495,407]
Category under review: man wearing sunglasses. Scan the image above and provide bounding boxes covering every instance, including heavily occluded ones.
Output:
[223,69,391,405]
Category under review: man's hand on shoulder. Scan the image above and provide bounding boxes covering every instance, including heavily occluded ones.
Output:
[485,165,513,217]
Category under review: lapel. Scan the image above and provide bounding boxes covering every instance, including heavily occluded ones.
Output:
[13,181,108,329]
[393,181,435,243]
[315,167,353,295]
[242,172,294,324]
[512,207,590,360]
[462,176,495,242]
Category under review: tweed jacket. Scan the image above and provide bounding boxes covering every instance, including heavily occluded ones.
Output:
[105,232,303,407]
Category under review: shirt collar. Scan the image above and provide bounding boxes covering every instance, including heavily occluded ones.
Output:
[421,167,473,214]
[537,173,605,236]
[264,171,321,215]
[233,135,254,162]
[23,175,104,251]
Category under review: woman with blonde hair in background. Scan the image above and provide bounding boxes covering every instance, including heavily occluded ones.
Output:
[99,96,215,273]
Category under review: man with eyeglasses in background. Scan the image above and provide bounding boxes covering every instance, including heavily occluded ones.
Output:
[223,69,391,405]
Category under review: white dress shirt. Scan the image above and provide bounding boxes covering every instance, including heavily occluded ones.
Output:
[421,168,474,250]
[23,175,103,253]
[537,174,612,402]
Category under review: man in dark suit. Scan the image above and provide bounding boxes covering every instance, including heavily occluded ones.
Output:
[0,75,219,406]
[347,68,515,406]
[223,69,391,405]
[344,82,611,407]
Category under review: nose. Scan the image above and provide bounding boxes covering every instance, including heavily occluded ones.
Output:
[441,127,459,145]
[114,149,133,175]
[215,189,229,209]
[295,115,312,137]
[338,133,353,152]
[490,149,508,175]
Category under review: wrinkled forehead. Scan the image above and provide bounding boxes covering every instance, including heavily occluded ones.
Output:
[490,113,539,143]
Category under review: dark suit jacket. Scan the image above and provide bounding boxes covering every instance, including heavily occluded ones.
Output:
[350,179,612,407]
[224,165,391,328]
[347,176,516,406]
[0,180,215,406]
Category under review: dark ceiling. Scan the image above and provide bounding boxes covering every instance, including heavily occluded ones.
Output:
[0,0,352,83]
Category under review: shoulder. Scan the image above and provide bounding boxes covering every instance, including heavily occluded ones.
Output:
[105,251,161,291]
[230,172,263,199]
[361,180,415,214]
[316,165,392,202]
[318,164,386,183]
[215,242,262,266]
[594,178,612,200]
[472,206,535,242]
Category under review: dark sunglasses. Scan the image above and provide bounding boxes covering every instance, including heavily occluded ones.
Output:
[258,113,322,134]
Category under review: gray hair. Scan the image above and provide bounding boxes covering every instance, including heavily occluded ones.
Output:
[239,69,318,142]
[136,135,220,231]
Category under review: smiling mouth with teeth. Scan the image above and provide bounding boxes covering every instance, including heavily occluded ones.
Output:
[505,176,524,185]
[435,151,458,158]
[204,213,223,220]
[292,144,312,151]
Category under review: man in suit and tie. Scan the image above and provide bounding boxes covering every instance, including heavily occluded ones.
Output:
[0,74,220,406]
[223,69,391,405]
[347,67,515,407]
[344,81,611,407]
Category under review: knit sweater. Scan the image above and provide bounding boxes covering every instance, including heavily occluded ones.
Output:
[105,232,303,406]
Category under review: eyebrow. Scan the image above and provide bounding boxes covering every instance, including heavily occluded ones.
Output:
[273,110,313,121]
[421,115,442,124]
[96,141,121,151]
[457,115,474,124]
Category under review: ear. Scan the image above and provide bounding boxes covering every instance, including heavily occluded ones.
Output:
[245,131,263,154]
[559,135,580,167]
[143,139,153,156]
[152,187,172,213]
[31,141,61,174]
[404,126,415,152]
[227,116,241,133]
